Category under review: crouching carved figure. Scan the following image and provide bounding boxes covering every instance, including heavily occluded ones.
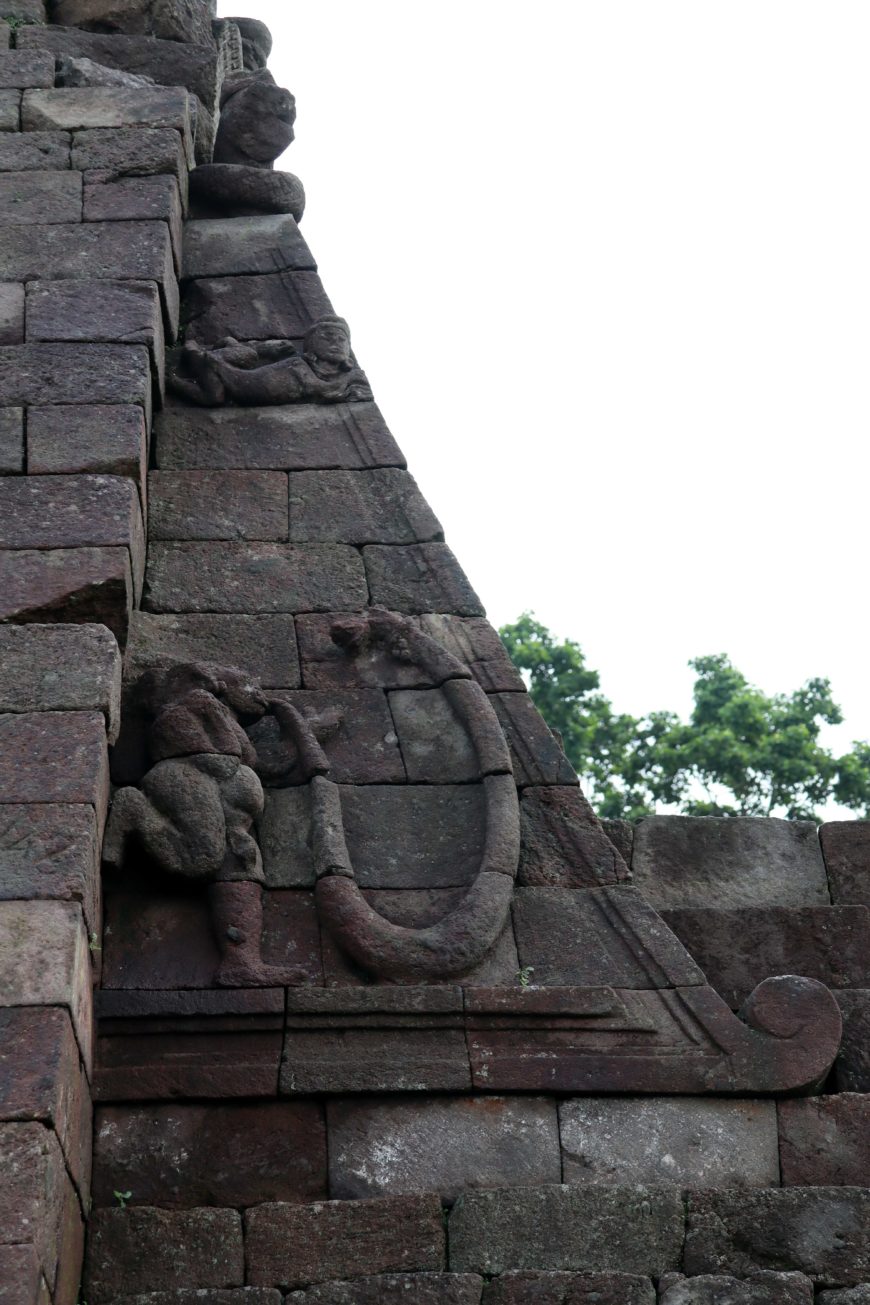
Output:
[102,662,327,986]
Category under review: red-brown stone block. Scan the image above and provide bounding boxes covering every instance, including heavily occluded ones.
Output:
[93,1101,327,1208]
[84,1207,244,1303]
[836,990,870,1090]
[0,1122,72,1295]
[778,1095,870,1187]
[0,710,109,814]
[0,624,121,738]
[488,694,577,786]
[281,1029,472,1095]
[125,612,300,689]
[288,468,442,545]
[0,802,100,933]
[0,1246,50,1305]
[95,1027,283,1101]
[518,787,626,887]
[251,688,405,784]
[416,615,526,693]
[363,543,484,615]
[0,900,93,1067]
[684,1187,870,1284]
[0,546,133,645]
[245,1194,445,1290]
[148,470,290,542]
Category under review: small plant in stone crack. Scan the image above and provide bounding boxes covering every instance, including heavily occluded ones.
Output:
[113,1190,132,1210]
[517,966,535,988]
[88,932,101,954]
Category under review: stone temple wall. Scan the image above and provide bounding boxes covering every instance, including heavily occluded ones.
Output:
[0,4,867,1302]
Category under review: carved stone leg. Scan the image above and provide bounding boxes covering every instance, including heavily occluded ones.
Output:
[208,880,307,988]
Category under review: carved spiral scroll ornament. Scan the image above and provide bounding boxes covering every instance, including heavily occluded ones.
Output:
[310,611,522,981]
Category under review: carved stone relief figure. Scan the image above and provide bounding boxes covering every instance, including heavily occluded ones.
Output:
[226,16,273,70]
[103,661,328,986]
[213,69,296,168]
[168,316,373,407]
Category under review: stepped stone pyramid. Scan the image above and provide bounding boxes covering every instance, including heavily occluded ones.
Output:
[0,3,867,1301]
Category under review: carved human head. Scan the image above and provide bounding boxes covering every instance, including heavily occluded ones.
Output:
[136,662,267,720]
[304,316,352,367]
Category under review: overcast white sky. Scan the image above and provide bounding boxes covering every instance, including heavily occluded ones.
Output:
[218,1,870,758]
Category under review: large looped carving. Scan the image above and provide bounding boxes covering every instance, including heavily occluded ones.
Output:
[309,610,521,981]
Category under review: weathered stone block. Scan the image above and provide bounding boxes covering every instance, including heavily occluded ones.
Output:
[0,284,23,345]
[0,130,70,171]
[0,474,144,597]
[183,214,315,279]
[328,1096,560,1202]
[0,546,133,644]
[778,1094,870,1186]
[101,889,322,990]
[286,1278,484,1305]
[659,1273,814,1304]
[84,174,182,271]
[661,906,870,1006]
[26,279,164,377]
[125,612,300,687]
[148,470,289,541]
[683,1188,870,1284]
[511,887,704,988]
[155,402,404,472]
[631,816,830,909]
[0,168,82,223]
[113,1295,281,1305]
[95,1026,283,1101]
[93,1101,326,1208]
[0,710,108,815]
[27,404,147,484]
[73,125,187,198]
[0,900,92,1064]
[0,220,174,307]
[281,1029,472,1095]
[0,802,100,929]
[84,1208,244,1303]
[559,1098,778,1187]
[260,783,487,889]
[836,990,870,1090]
[417,614,525,692]
[23,86,191,148]
[364,543,484,615]
[0,621,119,719]
[389,687,479,781]
[449,1185,684,1276]
[49,0,215,44]
[0,343,151,408]
[0,1246,49,1305]
[488,693,577,785]
[0,1122,70,1294]
[518,786,625,887]
[245,1195,445,1290]
[818,1290,870,1304]
[20,25,218,106]
[183,270,332,345]
[295,611,448,691]
[0,89,19,131]
[251,688,404,783]
[144,541,368,614]
[482,1273,655,1305]
[0,404,22,469]
[0,50,55,89]
[0,1006,91,1198]
[0,21,8,49]
[288,469,441,545]
[820,822,870,905]
[2,0,46,18]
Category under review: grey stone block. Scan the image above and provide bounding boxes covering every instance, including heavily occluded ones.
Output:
[0,22,8,48]
[23,86,192,156]
[124,612,300,688]
[2,0,45,17]
[660,1273,813,1304]
[489,692,577,786]
[0,342,151,408]
[559,1098,779,1188]
[835,990,870,1091]
[286,1278,482,1305]
[364,543,485,615]
[155,402,404,473]
[288,469,442,545]
[684,1188,870,1284]
[0,130,71,171]
[182,214,316,279]
[820,821,870,905]
[0,89,20,131]
[0,545,133,644]
[0,51,55,89]
[448,1185,685,1276]
[0,623,121,738]
[389,688,480,782]
[148,469,289,541]
[27,404,146,484]
[483,1273,656,1305]
[0,405,22,471]
[631,816,830,909]
[818,1290,870,1304]
[84,174,182,271]
[18,25,219,108]
[144,541,368,614]
[25,281,164,377]
[72,126,188,207]
[0,169,82,224]
[85,1207,244,1302]
[328,1096,561,1202]
[183,269,333,346]
[417,614,525,692]
[251,687,404,785]
[0,276,24,344]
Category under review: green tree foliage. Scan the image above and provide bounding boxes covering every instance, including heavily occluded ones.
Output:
[498,613,870,821]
